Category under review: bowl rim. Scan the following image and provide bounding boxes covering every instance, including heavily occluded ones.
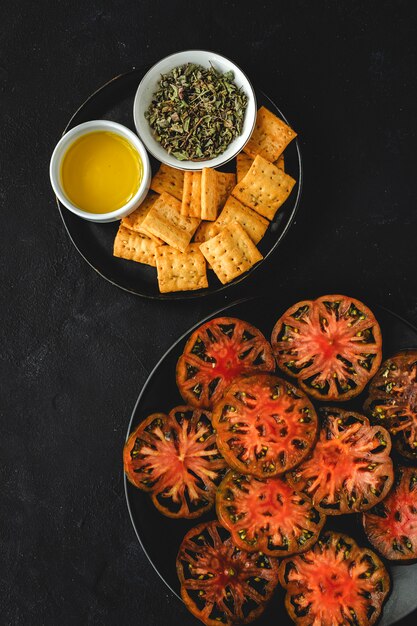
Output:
[49,119,151,222]
[133,49,257,171]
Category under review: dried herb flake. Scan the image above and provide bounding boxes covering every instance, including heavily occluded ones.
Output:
[145,63,248,161]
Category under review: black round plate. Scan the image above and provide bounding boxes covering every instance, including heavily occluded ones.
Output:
[125,295,417,625]
[57,68,302,299]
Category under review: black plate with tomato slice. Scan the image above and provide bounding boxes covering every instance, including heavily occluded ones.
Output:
[56,69,302,300]
[124,296,417,625]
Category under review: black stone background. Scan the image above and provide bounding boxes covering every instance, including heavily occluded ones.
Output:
[1,1,417,624]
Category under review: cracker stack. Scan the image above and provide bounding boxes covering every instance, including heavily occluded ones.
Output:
[112,106,297,293]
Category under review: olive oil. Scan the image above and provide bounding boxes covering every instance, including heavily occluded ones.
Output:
[61,131,142,214]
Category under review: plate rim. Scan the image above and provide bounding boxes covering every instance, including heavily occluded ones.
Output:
[124,295,417,610]
[55,67,303,300]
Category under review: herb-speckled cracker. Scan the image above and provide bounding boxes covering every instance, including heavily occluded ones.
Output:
[193,221,222,243]
[236,153,253,182]
[218,172,236,205]
[199,223,263,284]
[232,155,296,220]
[244,106,297,162]
[237,152,285,182]
[150,164,184,201]
[201,168,219,221]
[192,221,221,270]
[141,192,200,252]
[113,225,159,267]
[156,244,208,293]
[181,171,202,217]
[201,169,236,221]
[275,153,285,171]
[216,196,269,244]
[121,192,163,244]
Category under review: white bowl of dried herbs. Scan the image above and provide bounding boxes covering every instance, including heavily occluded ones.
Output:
[133,50,256,171]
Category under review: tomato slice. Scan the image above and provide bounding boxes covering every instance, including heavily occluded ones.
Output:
[364,350,417,459]
[176,520,279,626]
[279,531,390,626]
[176,317,275,409]
[287,408,393,515]
[271,295,382,401]
[363,466,417,561]
[212,374,318,478]
[216,471,325,556]
[123,407,227,518]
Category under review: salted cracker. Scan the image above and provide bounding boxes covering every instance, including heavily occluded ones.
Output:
[121,192,163,244]
[141,192,200,252]
[199,223,263,285]
[215,196,269,245]
[238,151,284,182]
[181,171,202,217]
[201,169,236,221]
[193,220,222,243]
[243,106,297,162]
[201,168,219,221]
[232,155,296,221]
[155,244,208,293]
[113,225,159,267]
[150,164,184,201]
[275,153,285,171]
[236,152,253,182]
[218,172,236,206]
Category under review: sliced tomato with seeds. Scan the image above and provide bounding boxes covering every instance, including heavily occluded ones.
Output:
[363,466,417,561]
[271,294,382,401]
[216,471,325,556]
[287,408,393,515]
[123,407,227,518]
[364,350,417,459]
[176,520,279,626]
[279,531,390,626]
[176,317,275,409]
[212,374,318,478]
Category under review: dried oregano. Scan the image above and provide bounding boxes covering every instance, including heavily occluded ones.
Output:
[145,63,248,161]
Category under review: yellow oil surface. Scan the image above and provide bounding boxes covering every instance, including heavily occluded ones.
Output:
[61,131,142,213]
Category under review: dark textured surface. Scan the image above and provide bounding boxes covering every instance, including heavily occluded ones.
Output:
[1,1,417,625]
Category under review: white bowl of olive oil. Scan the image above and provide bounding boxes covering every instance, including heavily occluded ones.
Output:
[49,120,151,223]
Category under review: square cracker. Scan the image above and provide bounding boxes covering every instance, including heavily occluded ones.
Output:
[201,168,219,221]
[113,225,159,267]
[238,152,284,181]
[121,192,163,244]
[181,171,202,217]
[199,223,263,285]
[232,155,296,221]
[156,244,208,293]
[141,192,200,252]
[216,196,269,245]
[201,169,236,221]
[218,172,236,206]
[150,164,184,201]
[192,221,221,270]
[192,221,222,270]
[275,153,285,171]
[243,106,297,162]
[236,152,253,182]
[193,220,222,243]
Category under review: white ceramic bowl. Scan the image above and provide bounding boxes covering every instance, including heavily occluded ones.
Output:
[49,120,151,223]
[133,50,256,171]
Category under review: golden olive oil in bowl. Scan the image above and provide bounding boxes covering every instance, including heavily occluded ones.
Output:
[61,131,143,214]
